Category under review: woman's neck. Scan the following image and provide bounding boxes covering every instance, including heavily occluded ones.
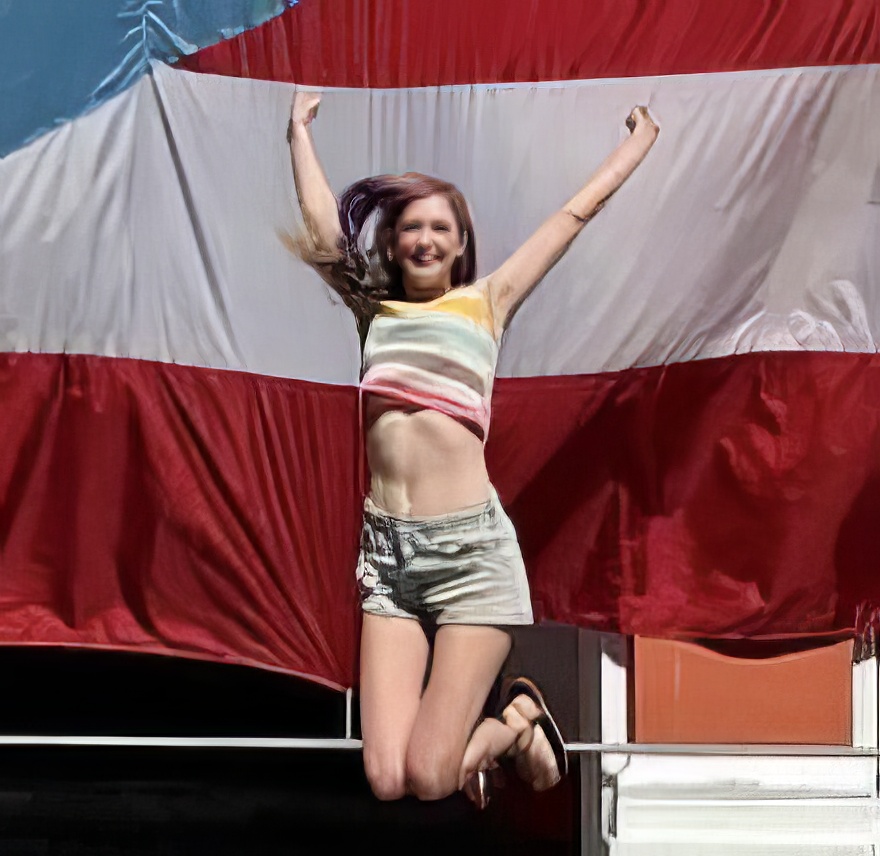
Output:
[402,281,452,302]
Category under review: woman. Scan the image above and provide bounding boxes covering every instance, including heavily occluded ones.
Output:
[288,91,659,807]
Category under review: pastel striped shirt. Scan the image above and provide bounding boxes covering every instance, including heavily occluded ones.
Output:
[360,284,499,440]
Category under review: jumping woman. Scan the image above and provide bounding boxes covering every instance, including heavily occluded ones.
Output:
[287,92,659,807]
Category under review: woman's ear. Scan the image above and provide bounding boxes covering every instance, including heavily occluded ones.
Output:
[458,230,469,257]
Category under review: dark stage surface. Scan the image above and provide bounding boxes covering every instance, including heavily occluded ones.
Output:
[0,649,579,855]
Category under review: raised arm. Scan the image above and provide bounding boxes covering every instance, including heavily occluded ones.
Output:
[486,106,660,332]
[288,92,344,262]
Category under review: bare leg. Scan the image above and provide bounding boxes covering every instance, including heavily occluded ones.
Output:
[359,614,430,801]
[403,624,512,801]
[360,618,559,804]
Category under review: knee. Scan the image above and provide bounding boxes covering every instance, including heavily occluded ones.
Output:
[405,743,460,802]
[363,750,408,802]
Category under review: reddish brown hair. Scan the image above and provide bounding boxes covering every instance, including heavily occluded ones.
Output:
[291,173,477,339]
[320,173,476,309]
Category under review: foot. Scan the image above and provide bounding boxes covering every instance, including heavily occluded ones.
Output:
[513,719,562,791]
[459,718,511,809]
[498,677,568,791]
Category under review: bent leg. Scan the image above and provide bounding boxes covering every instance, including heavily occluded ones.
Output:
[405,624,512,801]
[359,614,430,801]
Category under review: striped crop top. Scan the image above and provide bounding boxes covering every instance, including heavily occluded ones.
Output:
[360,284,500,440]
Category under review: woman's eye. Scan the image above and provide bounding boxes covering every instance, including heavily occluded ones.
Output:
[434,225,450,232]
[403,224,419,231]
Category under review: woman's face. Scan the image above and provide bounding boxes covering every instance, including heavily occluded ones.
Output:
[392,194,467,300]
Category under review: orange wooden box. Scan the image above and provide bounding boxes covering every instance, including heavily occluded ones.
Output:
[633,636,854,745]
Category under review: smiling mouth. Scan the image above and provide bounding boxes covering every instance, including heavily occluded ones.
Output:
[412,254,439,264]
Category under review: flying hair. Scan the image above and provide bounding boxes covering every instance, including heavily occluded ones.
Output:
[292,172,477,328]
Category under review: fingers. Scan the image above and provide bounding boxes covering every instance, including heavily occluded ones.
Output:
[292,91,322,110]
[626,105,659,136]
[290,91,322,126]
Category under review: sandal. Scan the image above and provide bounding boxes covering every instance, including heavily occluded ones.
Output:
[462,768,491,809]
[497,675,568,790]
[462,763,505,810]
[461,716,507,810]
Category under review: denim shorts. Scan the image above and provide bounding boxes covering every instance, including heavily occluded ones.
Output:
[356,487,534,626]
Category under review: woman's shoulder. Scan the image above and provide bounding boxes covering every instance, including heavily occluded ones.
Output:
[439,280,500,340]
[467,278,503,340]
[465,277,489,295]
[431,281,492,315]
[452,279,491,305]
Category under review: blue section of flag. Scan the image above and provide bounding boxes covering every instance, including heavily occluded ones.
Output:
[0,0,296,158]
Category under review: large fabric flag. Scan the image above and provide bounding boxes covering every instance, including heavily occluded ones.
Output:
[2,0,880,691]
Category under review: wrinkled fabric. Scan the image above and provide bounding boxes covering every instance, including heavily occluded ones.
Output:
[180,0,880,86]
[3,350,880,691]
[3,0,880,690]
[3,63,879,382]
[0,353,360,689]
[489,352,880,640]
[0,0,294,157]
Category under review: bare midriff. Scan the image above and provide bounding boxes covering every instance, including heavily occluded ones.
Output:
[364,396,491,517]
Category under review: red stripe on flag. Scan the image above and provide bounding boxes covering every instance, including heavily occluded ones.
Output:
[2,350,878,683]
[0,353,360,690]
[177,0,880,86]
[490,351,880,640]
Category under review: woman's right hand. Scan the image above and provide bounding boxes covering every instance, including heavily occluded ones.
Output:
[291,92,322,128]
[625,105,659,140]
[287,89,343,268]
